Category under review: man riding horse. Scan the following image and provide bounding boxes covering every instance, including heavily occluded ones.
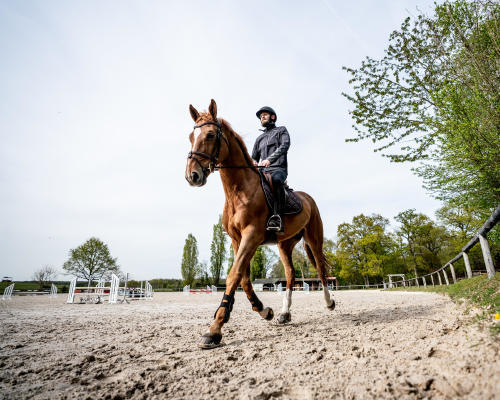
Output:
[252,106,290,233]
[185,100,335,349]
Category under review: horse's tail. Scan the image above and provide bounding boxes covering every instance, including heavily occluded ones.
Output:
[304,241,333,271]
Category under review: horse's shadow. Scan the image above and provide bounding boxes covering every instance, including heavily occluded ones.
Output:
[225,302,442,346]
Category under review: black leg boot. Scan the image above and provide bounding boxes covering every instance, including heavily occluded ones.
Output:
[267,183,284,232]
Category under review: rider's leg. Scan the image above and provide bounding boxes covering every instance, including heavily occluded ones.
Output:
[267,169,287,232]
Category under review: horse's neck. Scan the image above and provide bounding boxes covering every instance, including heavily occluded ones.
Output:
[219,132,260,206]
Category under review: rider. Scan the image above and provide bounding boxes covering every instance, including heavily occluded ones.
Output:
[252,106,290,232]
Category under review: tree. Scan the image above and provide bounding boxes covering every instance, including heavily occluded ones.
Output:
[198,260,210,287]
[62,237,119,283]
[209,215,227,286]
[33,265,57,290]
[250,247,266,281]
[436,202,484,240]
[181,234,199,286]
[343,1,500,211]
[336,214,398,285]
[250,246,278,281]
[226,244,234,275]
[395,209,449,278]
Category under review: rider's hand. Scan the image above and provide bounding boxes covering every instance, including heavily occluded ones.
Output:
[253,160,258,166]
[259,159,271,168]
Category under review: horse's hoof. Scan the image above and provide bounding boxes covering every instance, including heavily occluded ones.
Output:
[198,332,222,349]
[277,312,291,324]
[260,307,274,321]
[327,299,335,310]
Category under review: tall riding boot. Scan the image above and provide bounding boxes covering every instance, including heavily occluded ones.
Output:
[267,184,284,232]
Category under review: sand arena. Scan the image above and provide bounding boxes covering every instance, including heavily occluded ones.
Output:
[0,290,498,399]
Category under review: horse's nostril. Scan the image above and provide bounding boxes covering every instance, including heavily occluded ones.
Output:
[191,171,199,183]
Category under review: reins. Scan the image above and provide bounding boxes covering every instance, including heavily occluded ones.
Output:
[187,119,261,176]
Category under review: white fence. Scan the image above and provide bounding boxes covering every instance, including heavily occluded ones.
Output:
[2,284,14,300]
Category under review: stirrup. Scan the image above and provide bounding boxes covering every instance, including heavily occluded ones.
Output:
[266,214,282,231]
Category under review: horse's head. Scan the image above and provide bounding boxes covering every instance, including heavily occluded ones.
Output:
[185,99,228,187]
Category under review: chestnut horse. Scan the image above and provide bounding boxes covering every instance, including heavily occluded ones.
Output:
[185,99,335,349]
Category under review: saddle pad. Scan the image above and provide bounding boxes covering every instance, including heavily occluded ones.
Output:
[259,171,303,215]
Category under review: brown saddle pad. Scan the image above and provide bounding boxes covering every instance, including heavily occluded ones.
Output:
[259,171,303,215]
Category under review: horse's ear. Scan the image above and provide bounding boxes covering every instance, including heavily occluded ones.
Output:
[189,104,200,122]
[209,99,217,120]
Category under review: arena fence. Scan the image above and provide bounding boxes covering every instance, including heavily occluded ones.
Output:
[388,204,499,288]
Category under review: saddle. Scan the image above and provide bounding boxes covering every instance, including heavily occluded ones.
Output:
[258,170,303,215]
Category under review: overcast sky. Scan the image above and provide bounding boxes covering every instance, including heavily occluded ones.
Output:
[0,0,442,281]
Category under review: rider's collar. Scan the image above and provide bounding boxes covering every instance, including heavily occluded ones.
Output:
[259,123,276,132]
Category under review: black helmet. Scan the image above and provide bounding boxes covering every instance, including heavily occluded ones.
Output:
[256,106,277,121]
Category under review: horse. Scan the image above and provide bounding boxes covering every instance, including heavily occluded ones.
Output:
[185,99,335,349]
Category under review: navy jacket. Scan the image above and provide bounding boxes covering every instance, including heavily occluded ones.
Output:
[251,125,290,173]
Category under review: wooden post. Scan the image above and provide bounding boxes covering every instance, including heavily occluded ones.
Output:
[442,269,450,285]
[422,276,427,287]
[478,234,496,278]
[449,263,457,283]
[430,274,435,286]
[463,252,473,279]
[437,272,442,286]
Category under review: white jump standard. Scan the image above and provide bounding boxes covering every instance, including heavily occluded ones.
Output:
[2,284,14,300]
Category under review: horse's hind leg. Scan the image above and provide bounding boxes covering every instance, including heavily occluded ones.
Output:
[239,239,273,321]
[241,271,274,321]
[277,237,301,323]
[304,212,335,310]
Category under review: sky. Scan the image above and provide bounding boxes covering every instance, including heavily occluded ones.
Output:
[0,0,443,281]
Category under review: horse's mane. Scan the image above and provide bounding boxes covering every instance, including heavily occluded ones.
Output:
[198,113,256,169]
[219,118,256,168]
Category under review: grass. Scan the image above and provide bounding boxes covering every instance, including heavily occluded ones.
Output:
[388,273,500,334]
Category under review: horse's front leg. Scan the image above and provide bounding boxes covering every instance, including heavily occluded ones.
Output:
[199,231,260,349]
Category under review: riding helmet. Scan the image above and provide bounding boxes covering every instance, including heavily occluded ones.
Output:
[256,106,277,121]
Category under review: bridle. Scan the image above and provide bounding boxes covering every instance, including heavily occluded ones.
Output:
[187,120,227,176]
[187,119,261,178]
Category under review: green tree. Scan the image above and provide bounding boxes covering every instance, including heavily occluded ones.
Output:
[250,247,266,281]
[198,260,210,287]
[181,234,199,286]
[209,215,227,286]
[395,209,449,278]
[336,214,397,286]
[250,246,278,281]
[343,1,500,211]
[62,237,119,283]
[226,244,234,275]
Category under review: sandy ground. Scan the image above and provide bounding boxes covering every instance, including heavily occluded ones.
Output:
[0,290,498,400]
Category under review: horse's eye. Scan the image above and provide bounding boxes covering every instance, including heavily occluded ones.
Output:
[206,133,215,139]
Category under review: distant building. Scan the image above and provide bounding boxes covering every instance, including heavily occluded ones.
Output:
[2,277,13,282]
[252,277,338,291]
